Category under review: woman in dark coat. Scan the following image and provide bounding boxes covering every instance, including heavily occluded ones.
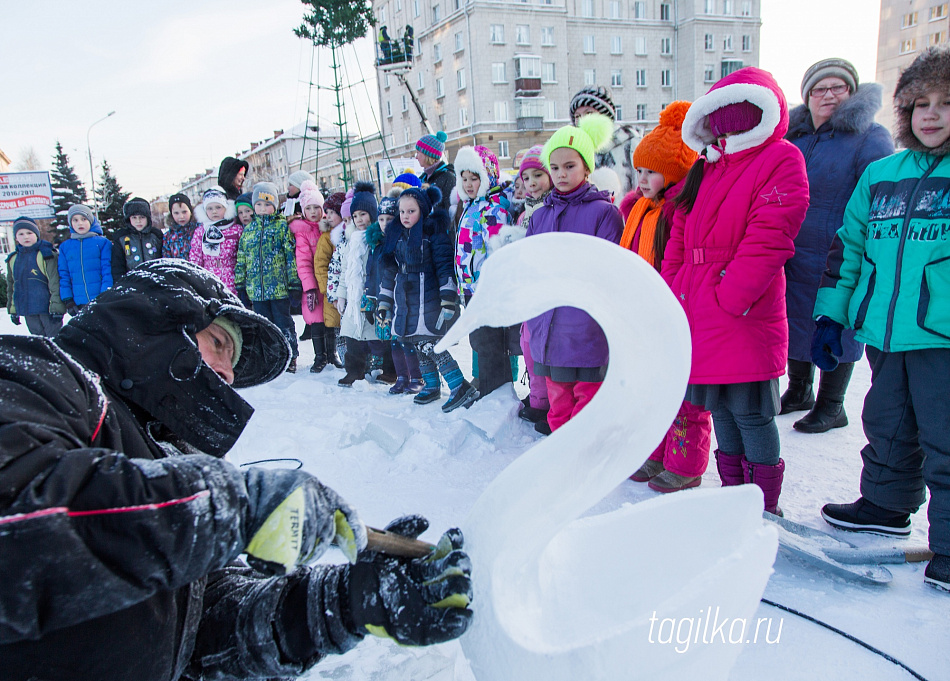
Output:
[218,156,249,201]
[783,58,894,433]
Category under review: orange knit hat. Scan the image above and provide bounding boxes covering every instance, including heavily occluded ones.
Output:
[632,101,697,185]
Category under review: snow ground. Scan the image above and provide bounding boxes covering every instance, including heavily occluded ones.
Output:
[2,312,946,680]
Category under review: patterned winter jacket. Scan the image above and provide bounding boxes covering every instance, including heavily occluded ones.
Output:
[6,241,65,316]
[111,224,164,278]
[455,185,511,296]
[234,214,301,302]
[162,215,198,260]
[815,151,950,352]
[188,221,244,294]
[58,221,113,305]
[326,223,346,304]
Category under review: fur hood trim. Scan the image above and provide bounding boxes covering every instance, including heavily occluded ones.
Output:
[894,47,950,156]
[330,222,345,247]
[194,201,236,225]
[454,145,493,198]
[787,82,884,137]
[683,67,787,162]
[165,214,198,230]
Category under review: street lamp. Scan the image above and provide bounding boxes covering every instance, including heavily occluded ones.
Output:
[87,111,116,219]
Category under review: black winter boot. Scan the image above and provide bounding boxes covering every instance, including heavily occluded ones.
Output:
[821,497,911,537]
[780,359,815,414]
[299,323,312,341]
[793,362,854,433]
[327,327,344,369]
[925,554,950,591]
[310,324,327,373]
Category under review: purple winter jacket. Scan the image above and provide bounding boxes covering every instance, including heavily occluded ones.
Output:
[525,182,623,374]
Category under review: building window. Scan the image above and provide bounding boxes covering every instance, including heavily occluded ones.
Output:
[396,0,402,12]
[413,0,420,16]
[541,26,555,45]
[515,55,541,77]
[931,3,948,20]
[540,0,553,4]
[544,99,558,120]
[704,33,714,51]
[636,68,647,87]
[418,71,425,89]
[499,140,510,158]
[723,0,732,14]
[583,35,596,53]
[433,43,442,62]
[582,0,594,17]
[611,69,623,87]
[386,100,393,118]
[438,113,446,129]
[492,62,507,82]
[454,0,462,8]
[610,0,621,19]
[741,0,752,16]
[380,6,387,24]
[660,37,671,55]
[723,35,734,51]
[721,59,743,78]
[704,0,715,13]
[661,69,671,87]
[455,31,464,52]
[405,128,411,144]
[611,36,623,54]
[459,108,468,127]
[635,36,647,55]
[584,68,596,86]
[742,35,752,51]
[384,73,391,88]
[636,104,647,120]
[432,2,441,23]
[402,94,408,111]
[704,64,715,82]
[615,105,623,120]
[490,24,505,43]
[929,30,948,45]
[902,11,918,27]
[436,77,445,97]
[495,101,509,121]
[660,2,671,20]
[633,1,646,18]
[900,38,917,54]
[457,68,466,90]
[541,61,556,82]
[516,25,530,45]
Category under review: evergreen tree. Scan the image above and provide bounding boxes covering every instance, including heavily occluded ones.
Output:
[95,159,131,238]
[295,0,375,47]
[50,141,88,243]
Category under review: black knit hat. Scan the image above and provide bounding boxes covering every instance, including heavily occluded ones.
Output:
[168,193,193,211]
[570,86,617,124]
[13,216,41,239]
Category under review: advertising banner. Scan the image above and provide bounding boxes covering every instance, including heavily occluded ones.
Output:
[0,171,55,221]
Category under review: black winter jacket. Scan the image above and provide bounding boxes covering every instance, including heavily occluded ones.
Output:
[0,260,362,680]
[111,224,165,278]
[420,162,456,215]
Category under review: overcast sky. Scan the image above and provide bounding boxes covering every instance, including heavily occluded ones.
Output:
[1,0,880,200]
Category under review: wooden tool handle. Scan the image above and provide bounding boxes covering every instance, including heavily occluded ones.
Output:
[905,547,935,563]
[366,527,436,558]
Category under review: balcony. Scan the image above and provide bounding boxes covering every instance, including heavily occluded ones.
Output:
[516,116,544,131]
[516,97,545,130]
[515,77,542,96]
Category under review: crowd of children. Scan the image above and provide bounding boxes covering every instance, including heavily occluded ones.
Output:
[6,48,949,591]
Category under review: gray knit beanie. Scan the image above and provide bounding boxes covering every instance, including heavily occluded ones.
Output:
[251,182,280,210]
[67,204,96,227]
[801,58,859,102]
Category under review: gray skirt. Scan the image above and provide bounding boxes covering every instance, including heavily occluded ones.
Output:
[686,379,781,417]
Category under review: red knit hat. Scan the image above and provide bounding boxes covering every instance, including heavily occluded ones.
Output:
[324,192,346,215]
[632,101,697,185]
[707,101,763,137]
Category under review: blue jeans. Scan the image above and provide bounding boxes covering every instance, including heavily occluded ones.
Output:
[252,298,298,359]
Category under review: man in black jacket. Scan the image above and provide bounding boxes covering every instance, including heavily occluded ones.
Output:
[415,131,456,215]
[0,259,472,680]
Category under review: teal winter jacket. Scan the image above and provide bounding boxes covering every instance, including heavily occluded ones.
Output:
[814,150,950,352]
[234,214,301,301]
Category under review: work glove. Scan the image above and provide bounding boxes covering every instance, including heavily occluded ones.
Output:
[436,293,456,331]
[347,519,473,646]
[243,467,367,575]
[10,314,20,326]
[811,316,844,372]
[306,289,318,312]
[64,300,79,316]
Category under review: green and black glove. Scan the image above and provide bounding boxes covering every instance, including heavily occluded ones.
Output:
[243,467,367,575]
[346,522,473,646]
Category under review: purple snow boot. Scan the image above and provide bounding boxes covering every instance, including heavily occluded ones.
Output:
[742,458,785,517]
[715,450,745,487]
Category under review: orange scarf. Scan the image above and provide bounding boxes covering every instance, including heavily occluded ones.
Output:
[620,196,663,267]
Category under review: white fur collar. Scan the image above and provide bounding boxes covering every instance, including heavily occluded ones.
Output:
[682,82,782,161]
[194,200,237,225]
[330,222,345,247]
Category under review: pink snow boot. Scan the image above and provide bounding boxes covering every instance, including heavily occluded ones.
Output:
[742,458,785,517]
[714,450,745,487]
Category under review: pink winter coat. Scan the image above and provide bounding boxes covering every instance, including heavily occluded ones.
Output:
[290,217,324,324]
[661,67,809,385]
[188,221,244,295]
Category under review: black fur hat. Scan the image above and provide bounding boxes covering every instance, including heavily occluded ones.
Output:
[123,197,152,227]
[894,46,950,156]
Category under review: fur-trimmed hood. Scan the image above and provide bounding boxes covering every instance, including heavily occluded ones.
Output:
[194,200,237,225]
[330,222,345,247]
[893,46,950,157]
[454,146,497,198]
[787,82,885,138]
[164,213,198,231]
[683,67,788,162]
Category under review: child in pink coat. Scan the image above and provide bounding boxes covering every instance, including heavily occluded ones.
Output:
[290,181,328,373]
[188,186,243,294]
[660,67,809,514]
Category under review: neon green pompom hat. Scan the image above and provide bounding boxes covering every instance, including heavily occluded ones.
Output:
[541,112,615,172]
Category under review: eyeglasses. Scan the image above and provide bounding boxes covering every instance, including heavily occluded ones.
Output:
[810,84,849,98]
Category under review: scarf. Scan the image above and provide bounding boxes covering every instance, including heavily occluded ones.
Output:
[619,196,663,267]
[201,219,231,257]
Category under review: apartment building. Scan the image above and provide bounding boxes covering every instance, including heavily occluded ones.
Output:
[373,0,761,169]
[876,0,950,132]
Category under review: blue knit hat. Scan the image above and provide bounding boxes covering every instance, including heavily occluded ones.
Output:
[350,181,378,222]
[13,216,41,239]
[416,131,448,160]
[398,185,442,217]
[392,171,423,190]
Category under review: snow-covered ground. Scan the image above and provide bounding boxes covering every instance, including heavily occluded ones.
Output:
[2,312,946,680]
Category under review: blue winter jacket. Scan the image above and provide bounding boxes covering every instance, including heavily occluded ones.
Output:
[784,84,894,362]
[6,241,64,316]
[58,220,114,305]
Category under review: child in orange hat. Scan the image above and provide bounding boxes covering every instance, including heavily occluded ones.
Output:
[622,101,712,494]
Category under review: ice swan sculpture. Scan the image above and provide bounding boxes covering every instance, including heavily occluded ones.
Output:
[436,233,778,680]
